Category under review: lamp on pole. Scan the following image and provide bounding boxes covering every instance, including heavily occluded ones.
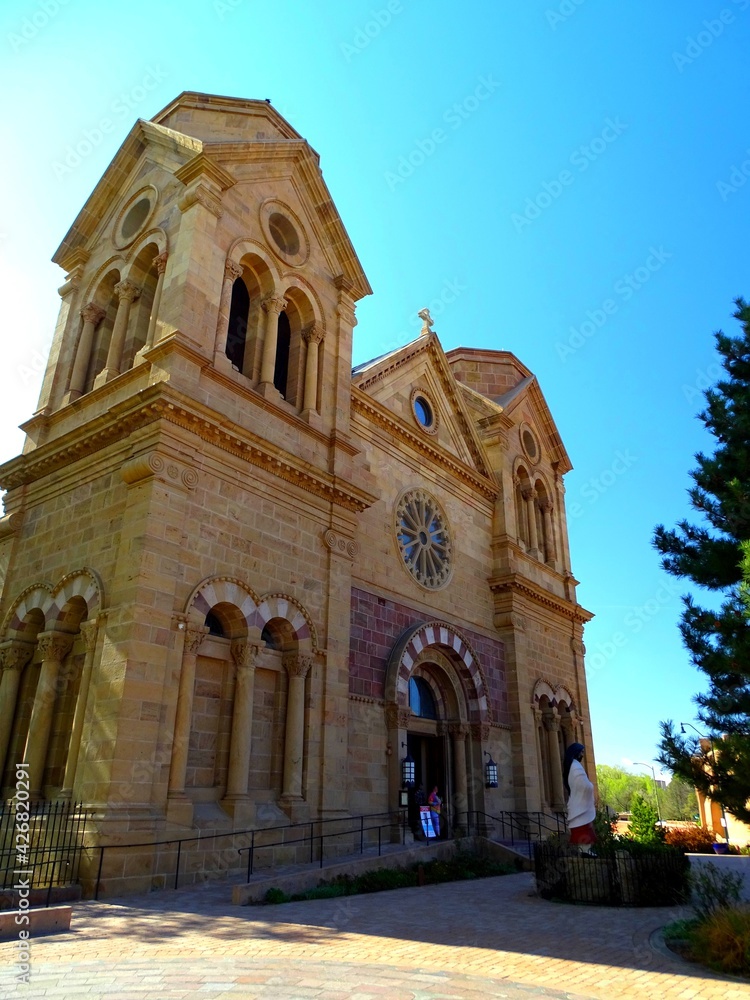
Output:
[680,722,729,843]
[633,761,662,823]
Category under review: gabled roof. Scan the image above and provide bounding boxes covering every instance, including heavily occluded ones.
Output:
[52,92,372,300]
[352,331,495,485]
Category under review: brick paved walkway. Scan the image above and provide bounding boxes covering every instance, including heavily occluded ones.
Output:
[1,872,748,999]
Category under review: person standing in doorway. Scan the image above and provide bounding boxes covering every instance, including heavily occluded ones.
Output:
[428,785,442,838]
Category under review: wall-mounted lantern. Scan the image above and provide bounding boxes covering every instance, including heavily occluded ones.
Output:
[401,742,415,787]
[484,751,498,788]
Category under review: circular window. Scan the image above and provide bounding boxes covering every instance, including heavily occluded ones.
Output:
[113,185,157,248]
[395,489,452,590]
[121,198,150,239]
[259,199,309,266]
[268,213,300,256]
[413,396,432,427]
[410,388,438,434]
[521,425,540,463]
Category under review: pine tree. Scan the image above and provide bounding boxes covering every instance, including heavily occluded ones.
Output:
[628,793,663,845]
[654,297,750,824]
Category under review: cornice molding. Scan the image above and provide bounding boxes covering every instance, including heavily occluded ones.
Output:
[490,572,593,625]
[0,383,376,514]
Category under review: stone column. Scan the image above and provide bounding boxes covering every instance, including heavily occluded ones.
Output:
[258,295,287,391]
[540,499,556,566]
[59,620,99,800]
[214,259,244,362]
[144,251,169,350]
[224,640,259,804]
[449,723,469,834]
[24,632,74,797]
[386,704,413,843]
[281,653,312,800]
[522,487,539,558]
[95,279,140,385]
[544,712,565,811]
[532,706,548,806]
[301,323,323,414]
[167,624,208,800]
[0,640,34,777]
[66,303,105,401]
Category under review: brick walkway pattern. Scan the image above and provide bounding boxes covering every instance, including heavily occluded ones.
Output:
[1,872,748,999]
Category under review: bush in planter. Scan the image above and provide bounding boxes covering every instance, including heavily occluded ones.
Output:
[664,824,716,853]
[686,905,750,977]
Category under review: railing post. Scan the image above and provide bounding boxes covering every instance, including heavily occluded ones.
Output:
[380,825,383,856]
[310,822,314,864]
[95,846,104,900]
[319,833,324,869]
[360,815,364,854]
[174,840,181,890]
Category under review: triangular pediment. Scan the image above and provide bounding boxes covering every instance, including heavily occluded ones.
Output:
[352,333,495,485]
[53,119,202,268]
[53,92,371,300]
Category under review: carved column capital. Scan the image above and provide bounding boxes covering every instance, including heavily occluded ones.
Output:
[302,323,324,346]
[521,486,537,503]
[544,711,561,733]
[224,259,243,282]
[261,295,287,317]
[79,620,99,653]
[37,632,74,664]
[114,279,140,303]
[0,640,35,672]
[532,705,544,724]
[80,302,105,326]
[231,639,260,671]
[540,498,554,514]
[448,722,470,738]
[184,625,209,655]
[153,251,169,275]
[283,653,313,679]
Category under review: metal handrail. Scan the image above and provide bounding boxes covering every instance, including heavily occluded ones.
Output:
[93,809,399,898]
[467,809,566,855]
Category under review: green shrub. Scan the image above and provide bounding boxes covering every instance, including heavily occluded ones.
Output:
[688,861,743,921]
[628,794,666,845]
[264,887,290,904]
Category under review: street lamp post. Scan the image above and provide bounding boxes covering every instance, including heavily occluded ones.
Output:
[680,722,730,843]
[633,761,662,824]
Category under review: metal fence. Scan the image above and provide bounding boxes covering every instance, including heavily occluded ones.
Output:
[0,800,92,901]
[533,841,690,906]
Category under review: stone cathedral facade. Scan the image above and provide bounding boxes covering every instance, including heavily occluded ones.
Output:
[0,93,595,889]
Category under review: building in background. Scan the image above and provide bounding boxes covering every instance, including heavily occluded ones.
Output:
[0,93,594,893]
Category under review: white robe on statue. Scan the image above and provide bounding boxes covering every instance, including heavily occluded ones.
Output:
[567,759,596,828]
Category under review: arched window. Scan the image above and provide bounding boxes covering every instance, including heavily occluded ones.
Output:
[409,676,438,719]
[274,310,291,397]
[205,611,226,637]
[226,277,250,370]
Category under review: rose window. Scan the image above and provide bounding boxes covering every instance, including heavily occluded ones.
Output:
[395,489,452,589]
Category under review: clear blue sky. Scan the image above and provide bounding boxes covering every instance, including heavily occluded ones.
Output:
[1,0,748,780]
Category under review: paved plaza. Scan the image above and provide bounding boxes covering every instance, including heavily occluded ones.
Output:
[1,871,748,999]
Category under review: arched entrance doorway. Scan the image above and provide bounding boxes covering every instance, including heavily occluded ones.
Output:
[384,621,491,840]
